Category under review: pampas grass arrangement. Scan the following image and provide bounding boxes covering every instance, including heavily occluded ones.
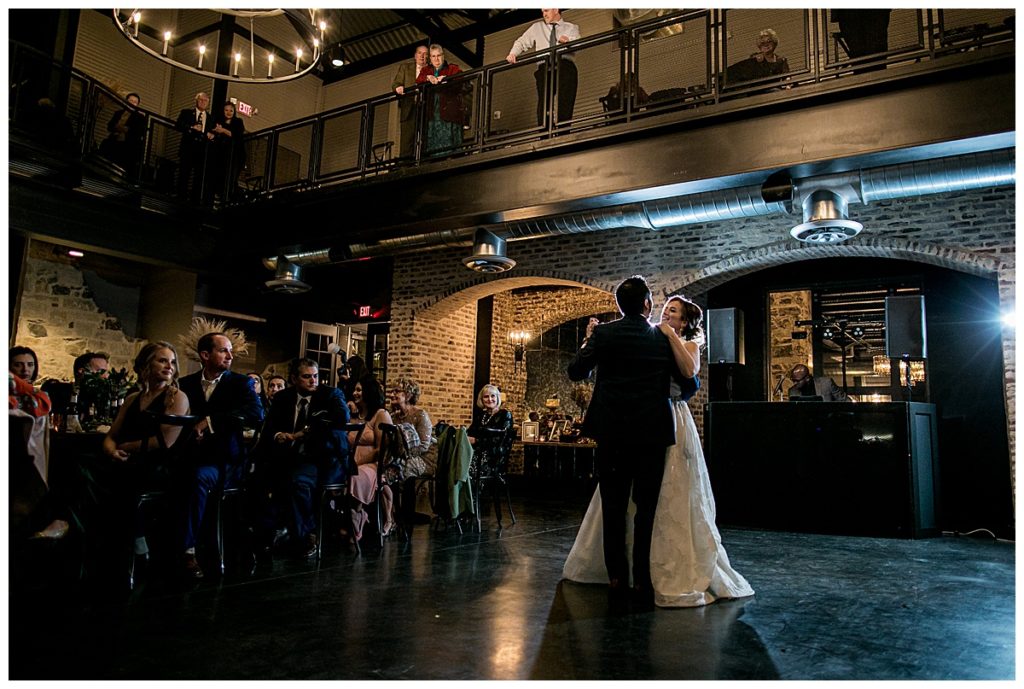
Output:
[179,316,250,361]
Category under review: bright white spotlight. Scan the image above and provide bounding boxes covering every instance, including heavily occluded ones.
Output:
[1001,311,1016,328]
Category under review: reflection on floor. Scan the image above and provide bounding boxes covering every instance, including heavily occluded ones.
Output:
[9,491,1015,680]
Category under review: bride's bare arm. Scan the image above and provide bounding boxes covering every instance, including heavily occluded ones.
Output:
[658,323,700,378]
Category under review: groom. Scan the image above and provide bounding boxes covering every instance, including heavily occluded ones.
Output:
[568,275,680,600]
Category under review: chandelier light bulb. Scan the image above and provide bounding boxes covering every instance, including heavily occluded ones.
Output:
[198,43,206,69]
[162,30,171,55]
[295,47,303,71]
[267,52,274,78]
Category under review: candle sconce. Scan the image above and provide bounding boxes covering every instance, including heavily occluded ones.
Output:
[509,330,531,374]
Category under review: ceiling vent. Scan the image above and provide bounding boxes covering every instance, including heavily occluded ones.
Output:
[790,189,863,243]
[462,229,516,273]
[264,256,311,294]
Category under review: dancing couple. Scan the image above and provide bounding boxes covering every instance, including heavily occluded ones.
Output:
[564,275,754,608]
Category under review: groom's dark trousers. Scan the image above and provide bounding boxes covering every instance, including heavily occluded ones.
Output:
[595,438,665,589]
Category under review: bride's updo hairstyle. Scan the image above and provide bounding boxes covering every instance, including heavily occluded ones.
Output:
[663,296,705,345]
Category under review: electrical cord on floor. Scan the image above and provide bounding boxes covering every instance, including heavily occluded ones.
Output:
[941,528,1015,543]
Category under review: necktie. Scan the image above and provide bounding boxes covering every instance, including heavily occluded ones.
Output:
[549,22,558,47]
[295,397,309,433]
[201,377,216,401]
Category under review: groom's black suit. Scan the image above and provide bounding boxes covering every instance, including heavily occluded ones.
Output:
[568,312,680,593]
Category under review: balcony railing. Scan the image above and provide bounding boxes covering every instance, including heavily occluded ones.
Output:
[8,8,1015,205]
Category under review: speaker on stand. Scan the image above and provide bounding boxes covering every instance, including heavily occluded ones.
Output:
[885,295,927,401]
[708,308,745,401]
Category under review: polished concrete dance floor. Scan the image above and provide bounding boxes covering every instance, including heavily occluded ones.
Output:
[9,491,1015,680]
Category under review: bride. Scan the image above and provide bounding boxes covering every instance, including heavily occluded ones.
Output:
[562,295,754,607]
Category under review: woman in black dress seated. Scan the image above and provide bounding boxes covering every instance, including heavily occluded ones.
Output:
[102,341,190,558]
[467,384,513,479]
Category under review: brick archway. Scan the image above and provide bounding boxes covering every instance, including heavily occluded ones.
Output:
[669,238,1005,296]
[415,271,615,322]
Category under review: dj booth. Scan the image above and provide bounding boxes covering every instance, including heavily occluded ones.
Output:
[704,402,939,538]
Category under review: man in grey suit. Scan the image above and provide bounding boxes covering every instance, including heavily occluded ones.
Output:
[391,45,429,158]
[787,363,850,401]
[568,275,681,602]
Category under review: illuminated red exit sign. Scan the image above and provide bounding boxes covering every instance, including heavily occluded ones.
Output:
[359,305,371,318]
[236,100,254,117]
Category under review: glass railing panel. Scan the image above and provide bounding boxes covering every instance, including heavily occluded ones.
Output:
[240,132,270,197]
[721,9,808,92]
[272,121,314,188]
[318,107,363,179]
[636,13,712,112]
[565,34,622,126]
[485,56,547,140]
[937,8,1016,52]
[367,98,395,172]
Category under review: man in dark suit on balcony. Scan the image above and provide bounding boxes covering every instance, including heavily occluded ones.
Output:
[568,275,681,602]
[175,91,214,202]
[177,331,263,579]
[391,45,429,158]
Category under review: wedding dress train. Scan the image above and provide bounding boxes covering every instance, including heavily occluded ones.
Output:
[562,398,754,608]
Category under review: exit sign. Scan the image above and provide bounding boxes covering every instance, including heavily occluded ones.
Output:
[359,305,371,317]
[236,100,254,117]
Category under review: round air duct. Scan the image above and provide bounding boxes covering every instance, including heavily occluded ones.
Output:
[462,229,516,273]
[264,256,311,293]
[790,189,863,243]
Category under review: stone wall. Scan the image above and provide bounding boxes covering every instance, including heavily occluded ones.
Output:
[15,246,144,381]
[389,187,1015,488]
[768,289,814,399]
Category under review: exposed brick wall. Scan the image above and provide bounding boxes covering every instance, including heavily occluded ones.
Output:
[390,187,1015,491]
[15,247,144,382]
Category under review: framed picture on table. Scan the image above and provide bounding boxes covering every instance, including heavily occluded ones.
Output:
[548,423,561,443]
[522,421,539,442]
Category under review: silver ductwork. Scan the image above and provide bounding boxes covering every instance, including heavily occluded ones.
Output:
[262,149,1014,284]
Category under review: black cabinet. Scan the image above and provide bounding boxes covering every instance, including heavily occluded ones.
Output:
[705,402,939,538]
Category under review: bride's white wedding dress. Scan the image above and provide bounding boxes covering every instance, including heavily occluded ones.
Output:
[562,394,754,608]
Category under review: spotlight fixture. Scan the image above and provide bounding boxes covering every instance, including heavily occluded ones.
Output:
[328,43,347,67]
[67,249,85,258]
[822,327,834,340]
[850,325,865,338]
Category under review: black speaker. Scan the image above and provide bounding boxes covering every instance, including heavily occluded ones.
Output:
[708,308,745,364]
[885,295,927,358]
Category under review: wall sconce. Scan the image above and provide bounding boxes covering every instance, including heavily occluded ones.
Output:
[900,359,926,385]
[509,330,530,374]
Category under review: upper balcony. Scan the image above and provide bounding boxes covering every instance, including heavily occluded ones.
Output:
[8,8,1016,269]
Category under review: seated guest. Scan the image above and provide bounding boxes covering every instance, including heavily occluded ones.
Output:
[347,374,394,544]
[177,332,263,579]
[787,363,850,402]
[266,374,287,401]
[103,342,190,558]
[10,346,51,416]
[389,377,433,477]
[389,377,434,517]
[467,384,514,479]
[344,355,368,414]
[726,28,790,83]
[264,358,350,558]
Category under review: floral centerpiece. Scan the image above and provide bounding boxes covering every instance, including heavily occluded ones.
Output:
[79,367,136,431]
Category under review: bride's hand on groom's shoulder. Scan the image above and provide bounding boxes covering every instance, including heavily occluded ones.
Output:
[656,322,676,337]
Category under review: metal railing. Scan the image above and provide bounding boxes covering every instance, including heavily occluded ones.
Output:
[8,8,1014,204]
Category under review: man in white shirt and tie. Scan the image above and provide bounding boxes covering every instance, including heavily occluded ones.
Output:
[506,9,581,127]
[174,91,214,202]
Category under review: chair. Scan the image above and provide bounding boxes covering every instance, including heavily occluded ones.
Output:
[128,412,200,588]
[315,422,364,559]
[371,141,394,175]
[470,427,517,532]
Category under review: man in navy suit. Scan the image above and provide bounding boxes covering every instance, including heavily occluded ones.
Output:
[264,357,351,558]
[568,275,680,601]
[178,331,263,579]
[174,91,214,203]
